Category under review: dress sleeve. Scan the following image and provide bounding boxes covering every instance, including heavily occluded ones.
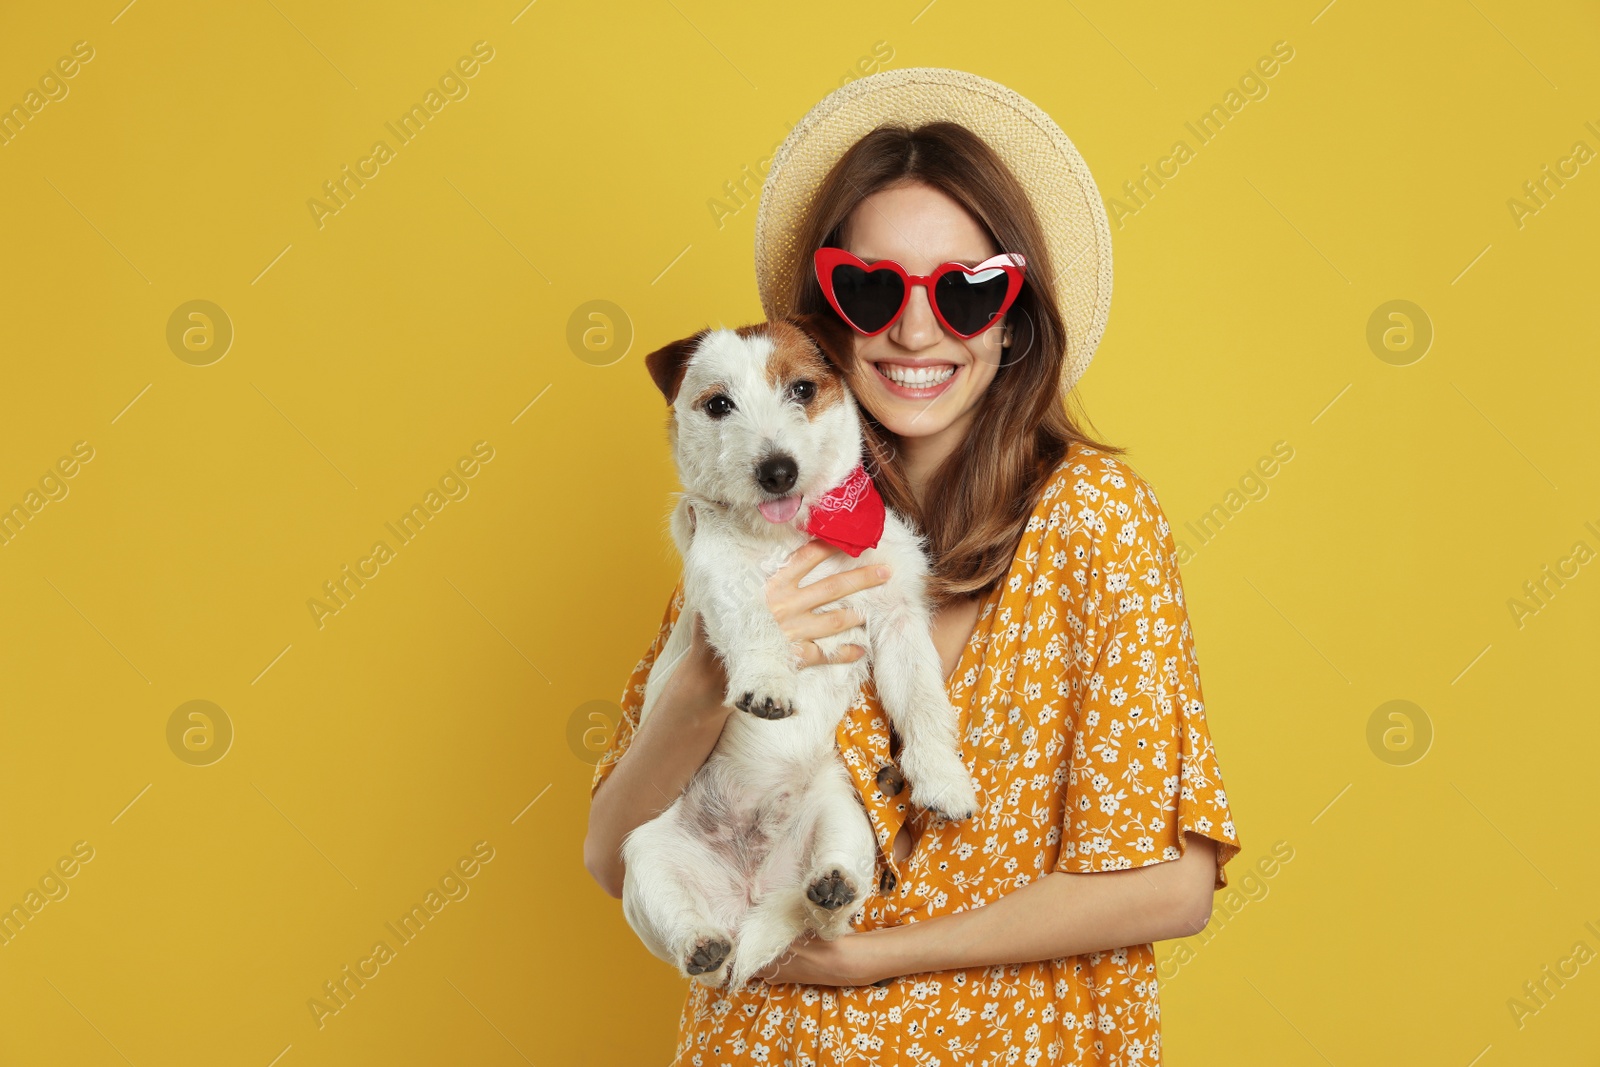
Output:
[589,578,686,799]
[1053,473,1241,889]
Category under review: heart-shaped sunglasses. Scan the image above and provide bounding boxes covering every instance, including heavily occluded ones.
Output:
[813,248,1027,339]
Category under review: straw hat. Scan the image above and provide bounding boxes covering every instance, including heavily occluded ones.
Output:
[754,67,1113,392]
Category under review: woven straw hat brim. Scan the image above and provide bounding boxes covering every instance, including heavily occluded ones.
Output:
[754,67,1112,393]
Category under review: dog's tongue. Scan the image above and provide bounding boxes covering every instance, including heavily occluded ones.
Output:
[757,495,803,524]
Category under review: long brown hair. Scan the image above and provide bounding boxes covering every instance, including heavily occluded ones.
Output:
[784,121,1122,605]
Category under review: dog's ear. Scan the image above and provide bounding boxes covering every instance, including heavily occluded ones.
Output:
[643,331,707,404]
[787,311,856,375]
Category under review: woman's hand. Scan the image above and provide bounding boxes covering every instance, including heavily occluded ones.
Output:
[758,929,887,988]
[672,540,887,714]
[765,539,891,669]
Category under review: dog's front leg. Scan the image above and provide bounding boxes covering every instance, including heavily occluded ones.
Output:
[685,540,801,720]
[865,582,980,821]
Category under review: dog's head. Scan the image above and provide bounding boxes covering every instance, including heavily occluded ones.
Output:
[643,314,863,523]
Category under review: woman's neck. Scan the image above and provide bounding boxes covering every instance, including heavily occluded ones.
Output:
[896,409,973,506]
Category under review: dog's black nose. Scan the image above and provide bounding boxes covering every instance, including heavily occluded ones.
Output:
[756,454,798,496]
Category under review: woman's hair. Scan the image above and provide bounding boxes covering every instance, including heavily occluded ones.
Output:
[785,121,1123,605]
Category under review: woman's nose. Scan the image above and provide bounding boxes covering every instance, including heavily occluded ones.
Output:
[888,283,941,351]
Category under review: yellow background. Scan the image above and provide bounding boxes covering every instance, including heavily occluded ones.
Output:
[2,0,1596,1063]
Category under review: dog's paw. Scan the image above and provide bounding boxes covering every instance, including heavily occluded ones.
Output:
[727,663,799,721]
[805,868,858,912]
[690,969,731,990]
[735,690,795,720]
[690,967,731,989]
[683,936,732,979]
[905,753,980,822]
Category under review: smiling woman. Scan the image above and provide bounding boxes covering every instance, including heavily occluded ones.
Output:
[592,69,1241,1066]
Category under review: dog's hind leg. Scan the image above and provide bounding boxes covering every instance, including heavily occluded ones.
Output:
[797,760,877,940]
[719,822,811,989]
[724,881,809,990]
[621,805,741,987]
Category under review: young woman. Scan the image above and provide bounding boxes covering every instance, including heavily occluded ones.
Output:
[586,69,1240,1066]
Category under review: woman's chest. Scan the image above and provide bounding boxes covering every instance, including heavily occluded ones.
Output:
[929,592,984,685]
[841,595,1086,922]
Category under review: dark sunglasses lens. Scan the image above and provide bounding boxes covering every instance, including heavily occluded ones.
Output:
[934,268,1012,335]
[830,265,905,333]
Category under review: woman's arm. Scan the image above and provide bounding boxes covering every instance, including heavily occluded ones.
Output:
[583,614,732,899]
[583,542,890,899]
[764,832,1219,986]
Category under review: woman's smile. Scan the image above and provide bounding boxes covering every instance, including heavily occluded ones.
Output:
[868,358,963,400]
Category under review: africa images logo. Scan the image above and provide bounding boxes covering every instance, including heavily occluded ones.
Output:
[306,841,495,1030]
[306,442,495,629]
[306,41,496,230]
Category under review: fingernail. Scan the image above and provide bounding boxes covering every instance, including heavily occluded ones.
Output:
[876,566,890,579]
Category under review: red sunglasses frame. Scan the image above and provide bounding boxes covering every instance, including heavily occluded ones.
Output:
[813,247,1027,339]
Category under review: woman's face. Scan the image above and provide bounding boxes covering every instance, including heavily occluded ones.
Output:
[836,180,1009,443]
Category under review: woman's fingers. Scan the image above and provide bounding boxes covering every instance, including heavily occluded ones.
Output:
[768,539,836,591]
[771,541,891,608]
[790,562,891,614]
[786,606,866,644]
[793,640,867,668]
[786,607,867,669]
[766,541,887,670]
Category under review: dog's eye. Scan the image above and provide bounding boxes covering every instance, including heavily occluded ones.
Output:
[790,381,816,404]
[704,394,735,419]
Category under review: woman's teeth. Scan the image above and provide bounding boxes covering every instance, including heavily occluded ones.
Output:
[876,363,956,387]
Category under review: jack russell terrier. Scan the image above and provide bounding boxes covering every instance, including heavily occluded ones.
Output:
[620,313,979,989]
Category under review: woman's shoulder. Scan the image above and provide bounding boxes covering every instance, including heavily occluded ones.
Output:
[1028,442,1175,570]
[1035,442,1166,526]
[1013,444,1181,629]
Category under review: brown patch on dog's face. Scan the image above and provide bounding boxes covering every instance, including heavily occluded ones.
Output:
[753,320,845,420]
[786,312,858,375]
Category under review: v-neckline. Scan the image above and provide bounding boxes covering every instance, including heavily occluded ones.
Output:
[944,578,1004,698]
[894,577,1005,870]
[936,594,984,687]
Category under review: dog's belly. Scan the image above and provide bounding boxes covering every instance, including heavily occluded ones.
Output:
[681,659,869,885]
[683,748,822,887]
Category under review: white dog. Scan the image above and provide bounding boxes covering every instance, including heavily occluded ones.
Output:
[620,314,979,990]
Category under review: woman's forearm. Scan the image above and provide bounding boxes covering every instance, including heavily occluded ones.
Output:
[583,660,730,898]
[856,833,1218,982]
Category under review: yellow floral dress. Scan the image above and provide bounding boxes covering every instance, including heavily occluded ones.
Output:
[592,445,1241,1066]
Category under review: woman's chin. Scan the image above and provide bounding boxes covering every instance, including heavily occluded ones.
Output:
[856,359,993,441]
[866,396,966,440]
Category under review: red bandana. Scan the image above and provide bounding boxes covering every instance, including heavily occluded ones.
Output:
[804,464,885,557]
